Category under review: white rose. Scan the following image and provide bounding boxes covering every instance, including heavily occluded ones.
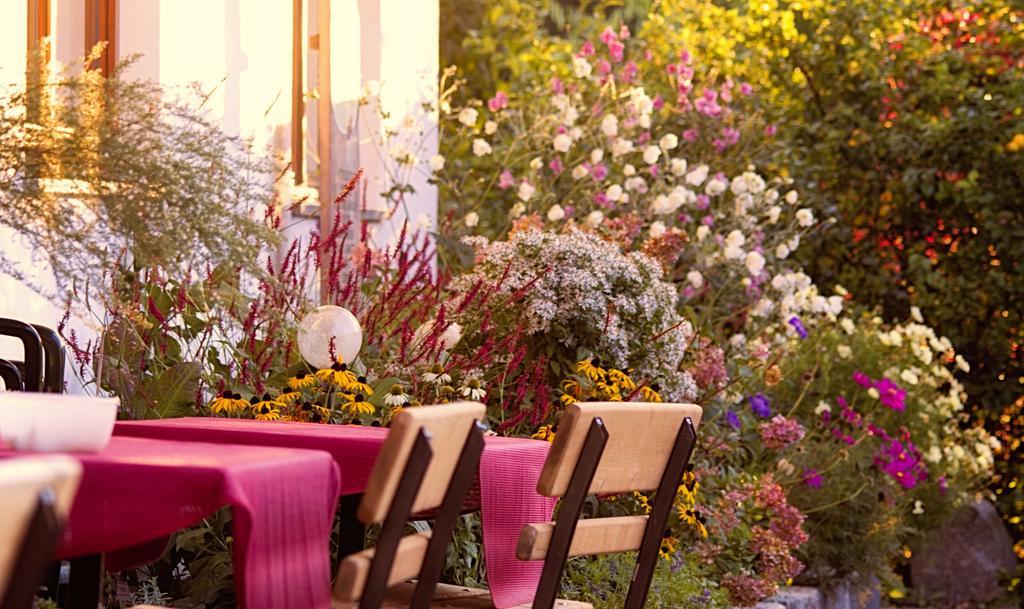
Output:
[517,181,536,202]
[606,184,624,201]
[573,56,593,79]
[670,158,688,176]
[785,190,799,204]
[796,208,815,227]
[529,157,543,170]
[571,164,589,180]
[547,204,565,222]
[458,107,478,127]
[837,344,852,359]
[472,138,492,156]
[687,270,704,288]
[428,154,445,171]
[611,137,634,157]
[659,133,679,150]
[726,230,746,249]
[464,212,479,227]
[553,133,572,153]
[900,369,919,385]
[591,148,605,164]
[484,120,498,135]
[910,306,924,323]
[685,164,709,186]
[745,251,766,275]
[623,164,636,177]
[643,145,662,165]
[649,221,667,238]
[586,210,604,227]
[840,318,856,335]
[768,205,782,224]
[695,225,710,242]
[775,243,790,259]
[601,114,618,137]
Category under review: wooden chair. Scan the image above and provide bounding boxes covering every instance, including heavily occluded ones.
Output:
[0,359,22,391]
[411,401,702,609]
[332,401,489,609]
[0,456,82,609]
[0,320,44,392]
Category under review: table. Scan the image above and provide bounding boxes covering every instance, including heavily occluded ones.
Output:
[115,418,558,608]
[2,436,341,609]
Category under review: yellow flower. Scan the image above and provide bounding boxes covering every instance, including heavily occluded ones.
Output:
[277,389,302,405]
[344,393,375,416]
[347,375,374,396]
[559,393,578,407]
[315,360,357,389]
[298,401,332,423]
[209,392,240,414]
[607,369,636,392]
[532,425,557,442]
[659,535,678,560]
[288,371,318,390]
[576,358,605,382]
[638,384,663,403]
[253,401,281,421]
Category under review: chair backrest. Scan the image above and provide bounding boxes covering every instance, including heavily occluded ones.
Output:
[537,402,702,497]
[335,402,487,608]
[520,402,702,609]
[0,360,22,391]
[0,320,43,393]
[0,456,82,609]
[31,325,66,394]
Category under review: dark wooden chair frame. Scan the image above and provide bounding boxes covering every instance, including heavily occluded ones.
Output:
[0,319,44,392]
[0,359,22,391]
[357,419,488,609]
[531,415,698,609]
[1,489,63,609]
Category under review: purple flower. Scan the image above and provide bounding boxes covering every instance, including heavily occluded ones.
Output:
[874,438,928,489]
[803,468,823,489]
[749,393,772,418]
[590,163,608,181]
[852,371,872,388]
[740,82,754,96]
[726,410,741,430]
[682,128,699,142]
[759,415,806,449]
[873,377,907,412]
[788,316,808,339]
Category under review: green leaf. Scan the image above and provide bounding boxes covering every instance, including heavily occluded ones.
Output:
[140,361,202,419]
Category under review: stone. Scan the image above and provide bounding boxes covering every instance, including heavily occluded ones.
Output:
[910,499,1016,604]
[766,586,822,609]
[822,579,880,609]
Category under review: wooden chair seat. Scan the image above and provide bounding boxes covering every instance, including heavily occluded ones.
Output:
[331,582,591,609]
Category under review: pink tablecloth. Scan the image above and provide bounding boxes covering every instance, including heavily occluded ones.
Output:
[2,436,341,609]
[115,418,557,608]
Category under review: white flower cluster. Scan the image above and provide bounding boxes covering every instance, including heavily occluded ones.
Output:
[451,228,697,401]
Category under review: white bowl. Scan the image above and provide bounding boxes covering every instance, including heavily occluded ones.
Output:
[0,393,118,453]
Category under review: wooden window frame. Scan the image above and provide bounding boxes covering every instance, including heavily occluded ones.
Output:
[85,0,117,75]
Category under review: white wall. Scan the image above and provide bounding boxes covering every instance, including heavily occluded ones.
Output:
[0,0,439,391]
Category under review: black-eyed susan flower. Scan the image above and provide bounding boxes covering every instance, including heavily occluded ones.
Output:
[659,535,678,560]
[254,404,281,421]
[344,393,375,416]
[384,385,410,407]
[250,393,283,414]
[576,358,605,382]
[299,401,332,423]
[639,383,663,403]
[532,424,556,442]
[209,392,239,414]
[288,371,318,390]
[277,389,302,405]
[347,375,374,396]
[315,360,357,389]
[608,368,636,392]
[459,379,485,401]
[230,392,250,411]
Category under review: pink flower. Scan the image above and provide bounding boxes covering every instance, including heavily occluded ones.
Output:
[599,26,618,46]
[550,77,564,94]
[759,415,806,450]
[740,82,754,95]
[590,163,608,181]
[498,170,515,190]
[619,24,631,39]
[597,59,612,75]
[579,41,595,56]
[765,124,778,137]
[487,91,509,113]
[679,49,692,63]
[548,157,564,174]
[683,128,699,142]
[621,61,638,82]
[652,95,664,110]
[608,41,625,62]
[593,192,610,207]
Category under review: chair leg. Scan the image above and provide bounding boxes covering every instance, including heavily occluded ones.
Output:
[532,418,609,609]
[622,417,697,609]
[410,421,487,609]
[2,491,62,609]
[359,430,433,609]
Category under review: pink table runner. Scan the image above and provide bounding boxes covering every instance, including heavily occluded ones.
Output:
[115,418,557,608]
[2,436,341,609]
